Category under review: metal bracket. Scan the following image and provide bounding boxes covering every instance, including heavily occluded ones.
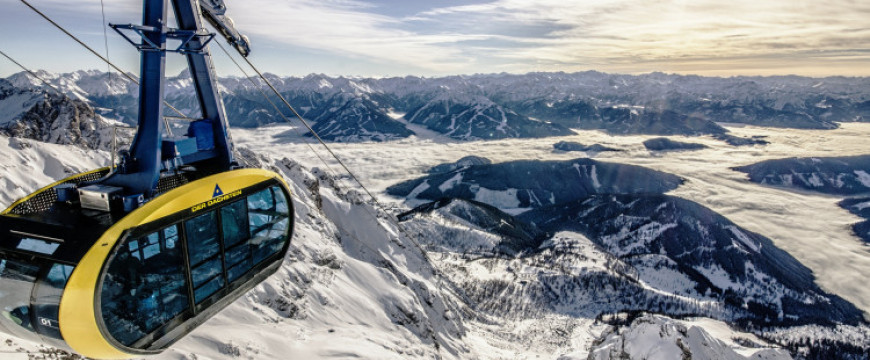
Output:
[110,23,215,54]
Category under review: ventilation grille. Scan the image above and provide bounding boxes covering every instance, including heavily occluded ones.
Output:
[154,173,191,196]
[9,169,110,215]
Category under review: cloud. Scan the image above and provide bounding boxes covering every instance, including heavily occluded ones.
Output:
[5,0,868,76]
[401,0,870,75]
[224,0,484,73]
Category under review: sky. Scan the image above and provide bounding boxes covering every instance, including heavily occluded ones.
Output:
[0,0,869,78]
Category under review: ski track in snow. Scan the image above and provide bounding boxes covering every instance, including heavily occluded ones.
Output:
[232,122,870,319]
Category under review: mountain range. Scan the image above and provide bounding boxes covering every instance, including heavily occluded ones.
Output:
[4,70,870,143]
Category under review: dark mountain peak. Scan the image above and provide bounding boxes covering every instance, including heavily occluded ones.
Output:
[734,155,870,195]
[388,158,683,209]
[304,92,412,142]
[520,193,865,326]
[427,156,492,174]
[643,137,708,151]
[553,141,620,153]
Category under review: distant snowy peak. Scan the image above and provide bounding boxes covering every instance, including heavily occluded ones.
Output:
[7,70,135,100]
[306,93,413,142]
[6,70,56,89]
[0,82,113,149]
[403,93,574,140]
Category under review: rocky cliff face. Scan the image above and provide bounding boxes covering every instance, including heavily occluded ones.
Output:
[0,79,113,150]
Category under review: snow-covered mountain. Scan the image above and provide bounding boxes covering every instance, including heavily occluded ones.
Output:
[520,194,864,327]
[306,93,414,142]
[386,157,684,209]
[403,92,574,140]
[387,152,869,358]
[736,155,870,247]
[0,79,116,149]
[734,155,870,195]
[9,70,870,143]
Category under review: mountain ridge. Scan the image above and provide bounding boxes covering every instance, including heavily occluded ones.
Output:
[7,70,870,142]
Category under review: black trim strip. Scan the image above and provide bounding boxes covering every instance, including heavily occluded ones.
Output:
[10,230,65,243]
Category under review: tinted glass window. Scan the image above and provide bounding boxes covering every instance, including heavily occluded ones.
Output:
[225,244,250,268]
[164,225,179,249]
[227,257,253,283]
[101,225,189,346]
[249,187,290,264]
[142,233,160,260]
[45,264,73,287]
[221,201,249,248]
[194,276,225,304]
[185,212,219,266]
[191,258,222,289]
[0,258,40,343]
[220,199,253,283]
[33,263,74,340]
[187,211,225,304]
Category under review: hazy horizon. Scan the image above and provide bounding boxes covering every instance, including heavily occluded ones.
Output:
[6,66,870,81]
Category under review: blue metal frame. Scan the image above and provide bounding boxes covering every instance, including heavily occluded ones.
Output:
[110,24,215,54]
[100,0,236,200]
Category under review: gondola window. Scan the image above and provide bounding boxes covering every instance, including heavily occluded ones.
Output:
[100,225,189,346]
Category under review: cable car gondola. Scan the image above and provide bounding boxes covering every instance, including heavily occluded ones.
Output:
[0,0,294,358]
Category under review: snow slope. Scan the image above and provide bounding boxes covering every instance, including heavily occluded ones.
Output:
[588,314,791,360]
[0,140,470,359]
